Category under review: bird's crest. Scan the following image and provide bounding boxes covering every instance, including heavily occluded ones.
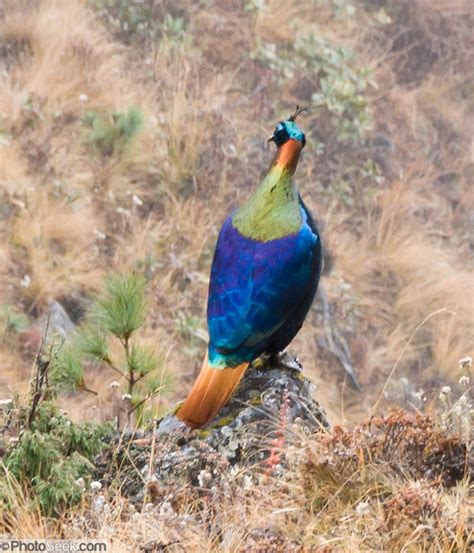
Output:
[288,105,308,122]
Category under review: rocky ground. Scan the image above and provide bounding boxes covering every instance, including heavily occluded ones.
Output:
[95,354,330,504]
[0,1,472,549]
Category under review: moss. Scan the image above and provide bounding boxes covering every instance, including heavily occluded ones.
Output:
[248,397,263,406]
[210,415,235,429]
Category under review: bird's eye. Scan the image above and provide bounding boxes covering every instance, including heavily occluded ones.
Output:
[272,123,290,147]
[301,134,306,148]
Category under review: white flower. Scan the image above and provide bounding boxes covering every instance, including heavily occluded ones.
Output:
[20,274,31,288]
[132,194,143,206]
[75,478,86,491]
[415,389,426,401]
[90,481,102,491]
[197,470,212,487]
[159,501,175,517]
[109,381,120,389]
[79,94,88,103]
[459,357,472,371]
[242,474,253,490]
[459,375,470,386]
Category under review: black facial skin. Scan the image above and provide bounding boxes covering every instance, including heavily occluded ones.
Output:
[272,122,306,149]
[273,123,289,147]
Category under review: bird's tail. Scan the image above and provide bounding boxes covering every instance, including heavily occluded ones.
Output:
[177,354,249,429]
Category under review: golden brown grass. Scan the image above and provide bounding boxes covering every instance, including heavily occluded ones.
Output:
[335,178,473,379]
[11,193,103,308]
[0,410,470,552]
[0,1,472,546]
[0,0,126,118]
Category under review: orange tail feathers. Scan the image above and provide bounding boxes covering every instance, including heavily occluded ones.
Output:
[177,354,249,429]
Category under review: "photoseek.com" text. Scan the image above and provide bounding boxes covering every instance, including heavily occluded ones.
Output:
[0,541,107,552]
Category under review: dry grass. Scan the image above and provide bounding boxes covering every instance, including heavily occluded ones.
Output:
[0,0,472,547]
[0,0,126,118]
[335,178,473,380]
[12,193,103,308]
[0,410,470,552]
[0,0,470,422]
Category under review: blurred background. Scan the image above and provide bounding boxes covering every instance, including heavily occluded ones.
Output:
[0,0,472,425]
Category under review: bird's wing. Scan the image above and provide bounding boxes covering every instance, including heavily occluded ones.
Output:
[207,214,317,354]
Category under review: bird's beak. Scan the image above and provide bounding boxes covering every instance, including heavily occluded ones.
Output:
[267,134,275,143]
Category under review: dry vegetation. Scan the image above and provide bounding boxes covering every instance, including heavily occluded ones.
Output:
[1,408,471,551]
[0,0,472,550]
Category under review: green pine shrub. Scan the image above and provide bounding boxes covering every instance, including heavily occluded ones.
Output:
[51,272,170,425]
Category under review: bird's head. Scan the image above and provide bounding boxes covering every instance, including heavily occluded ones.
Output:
[268,106,307,149]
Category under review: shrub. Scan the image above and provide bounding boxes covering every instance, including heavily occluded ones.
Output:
[83,106,143,157]
[0,401,111,516]
[51,273,169,426]
[0,305,29,334]
[255,28,373,142]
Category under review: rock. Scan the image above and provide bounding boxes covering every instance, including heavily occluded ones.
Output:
[46,300,76,337]
[94,353,329,504]
[34,300,76,346]
[20,300,76,357]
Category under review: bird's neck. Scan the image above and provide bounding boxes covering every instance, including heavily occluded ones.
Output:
[232,140,303,241]
[272,138,302,175]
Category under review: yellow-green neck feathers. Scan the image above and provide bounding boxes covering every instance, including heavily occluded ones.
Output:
[233,139,303,241]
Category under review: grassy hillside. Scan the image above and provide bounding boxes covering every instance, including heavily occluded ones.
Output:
[0,0,472,550]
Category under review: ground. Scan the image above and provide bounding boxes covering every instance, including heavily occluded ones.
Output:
[0,0,472,551]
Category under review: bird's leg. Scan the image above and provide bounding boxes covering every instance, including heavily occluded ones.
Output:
[251,351,303,373]
[268,352,282,367]
[250,353,273,370]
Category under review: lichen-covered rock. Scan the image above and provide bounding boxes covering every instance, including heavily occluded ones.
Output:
[94,353,329,503]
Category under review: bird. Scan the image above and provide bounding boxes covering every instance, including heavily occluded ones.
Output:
[177,106,322,428]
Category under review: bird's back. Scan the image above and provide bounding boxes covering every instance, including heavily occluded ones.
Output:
[207,199,321,366]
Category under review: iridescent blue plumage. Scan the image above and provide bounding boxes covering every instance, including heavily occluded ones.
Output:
[177,109,322,428]
[207,202,321,368]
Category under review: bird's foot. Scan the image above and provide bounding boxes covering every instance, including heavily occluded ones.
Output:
[251,351,303,373]
[273,351,303,372]
[250,354,273,371]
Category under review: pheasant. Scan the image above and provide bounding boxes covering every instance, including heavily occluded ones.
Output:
[177,107,322,428]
